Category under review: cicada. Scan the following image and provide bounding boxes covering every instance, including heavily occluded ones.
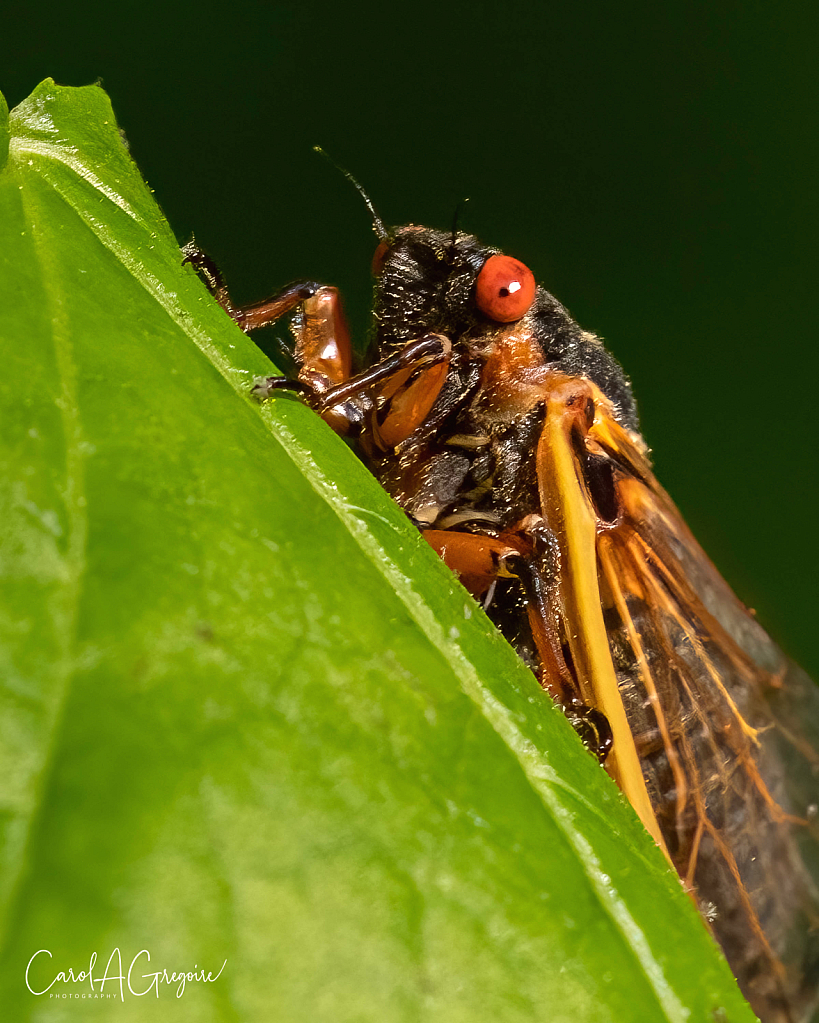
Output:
[183,205,819,1023]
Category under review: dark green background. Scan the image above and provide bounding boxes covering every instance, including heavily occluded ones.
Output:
[3,0,817,678]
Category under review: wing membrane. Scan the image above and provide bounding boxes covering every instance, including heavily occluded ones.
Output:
[537,374,819,1023]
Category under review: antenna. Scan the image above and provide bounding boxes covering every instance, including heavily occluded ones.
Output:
[313,146,389,242]
[450,197,471,246]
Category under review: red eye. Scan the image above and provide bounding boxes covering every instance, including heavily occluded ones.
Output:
[475,254,536,322]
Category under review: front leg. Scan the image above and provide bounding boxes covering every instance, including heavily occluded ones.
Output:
[183,244,454,442]
[183,243,358,428]
[182,242,321,332]
[255,333,452,446]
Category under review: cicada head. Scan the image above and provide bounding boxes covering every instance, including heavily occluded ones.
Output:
[370,226,493,348]
[370,226,640,433]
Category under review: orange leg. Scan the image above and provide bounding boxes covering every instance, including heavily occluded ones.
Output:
[182,243,321,332]
[183,243,452,441]
[422,529,519,601]
[255,332,452,443]
[423,526,612,761]
[422,528,575,703]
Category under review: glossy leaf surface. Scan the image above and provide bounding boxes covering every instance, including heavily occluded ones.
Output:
[0,81,756,1022]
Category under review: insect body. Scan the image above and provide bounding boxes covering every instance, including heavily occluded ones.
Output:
[183,224,819,1023]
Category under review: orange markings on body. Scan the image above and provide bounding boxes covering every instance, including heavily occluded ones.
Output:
[476,329,553,422]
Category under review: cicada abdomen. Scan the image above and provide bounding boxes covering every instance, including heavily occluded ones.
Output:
[188,219,819,1023]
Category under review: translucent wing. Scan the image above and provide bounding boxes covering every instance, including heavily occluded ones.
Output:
[537,374,819,1023]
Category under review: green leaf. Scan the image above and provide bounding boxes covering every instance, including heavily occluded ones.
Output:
[0,80,754,1022]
